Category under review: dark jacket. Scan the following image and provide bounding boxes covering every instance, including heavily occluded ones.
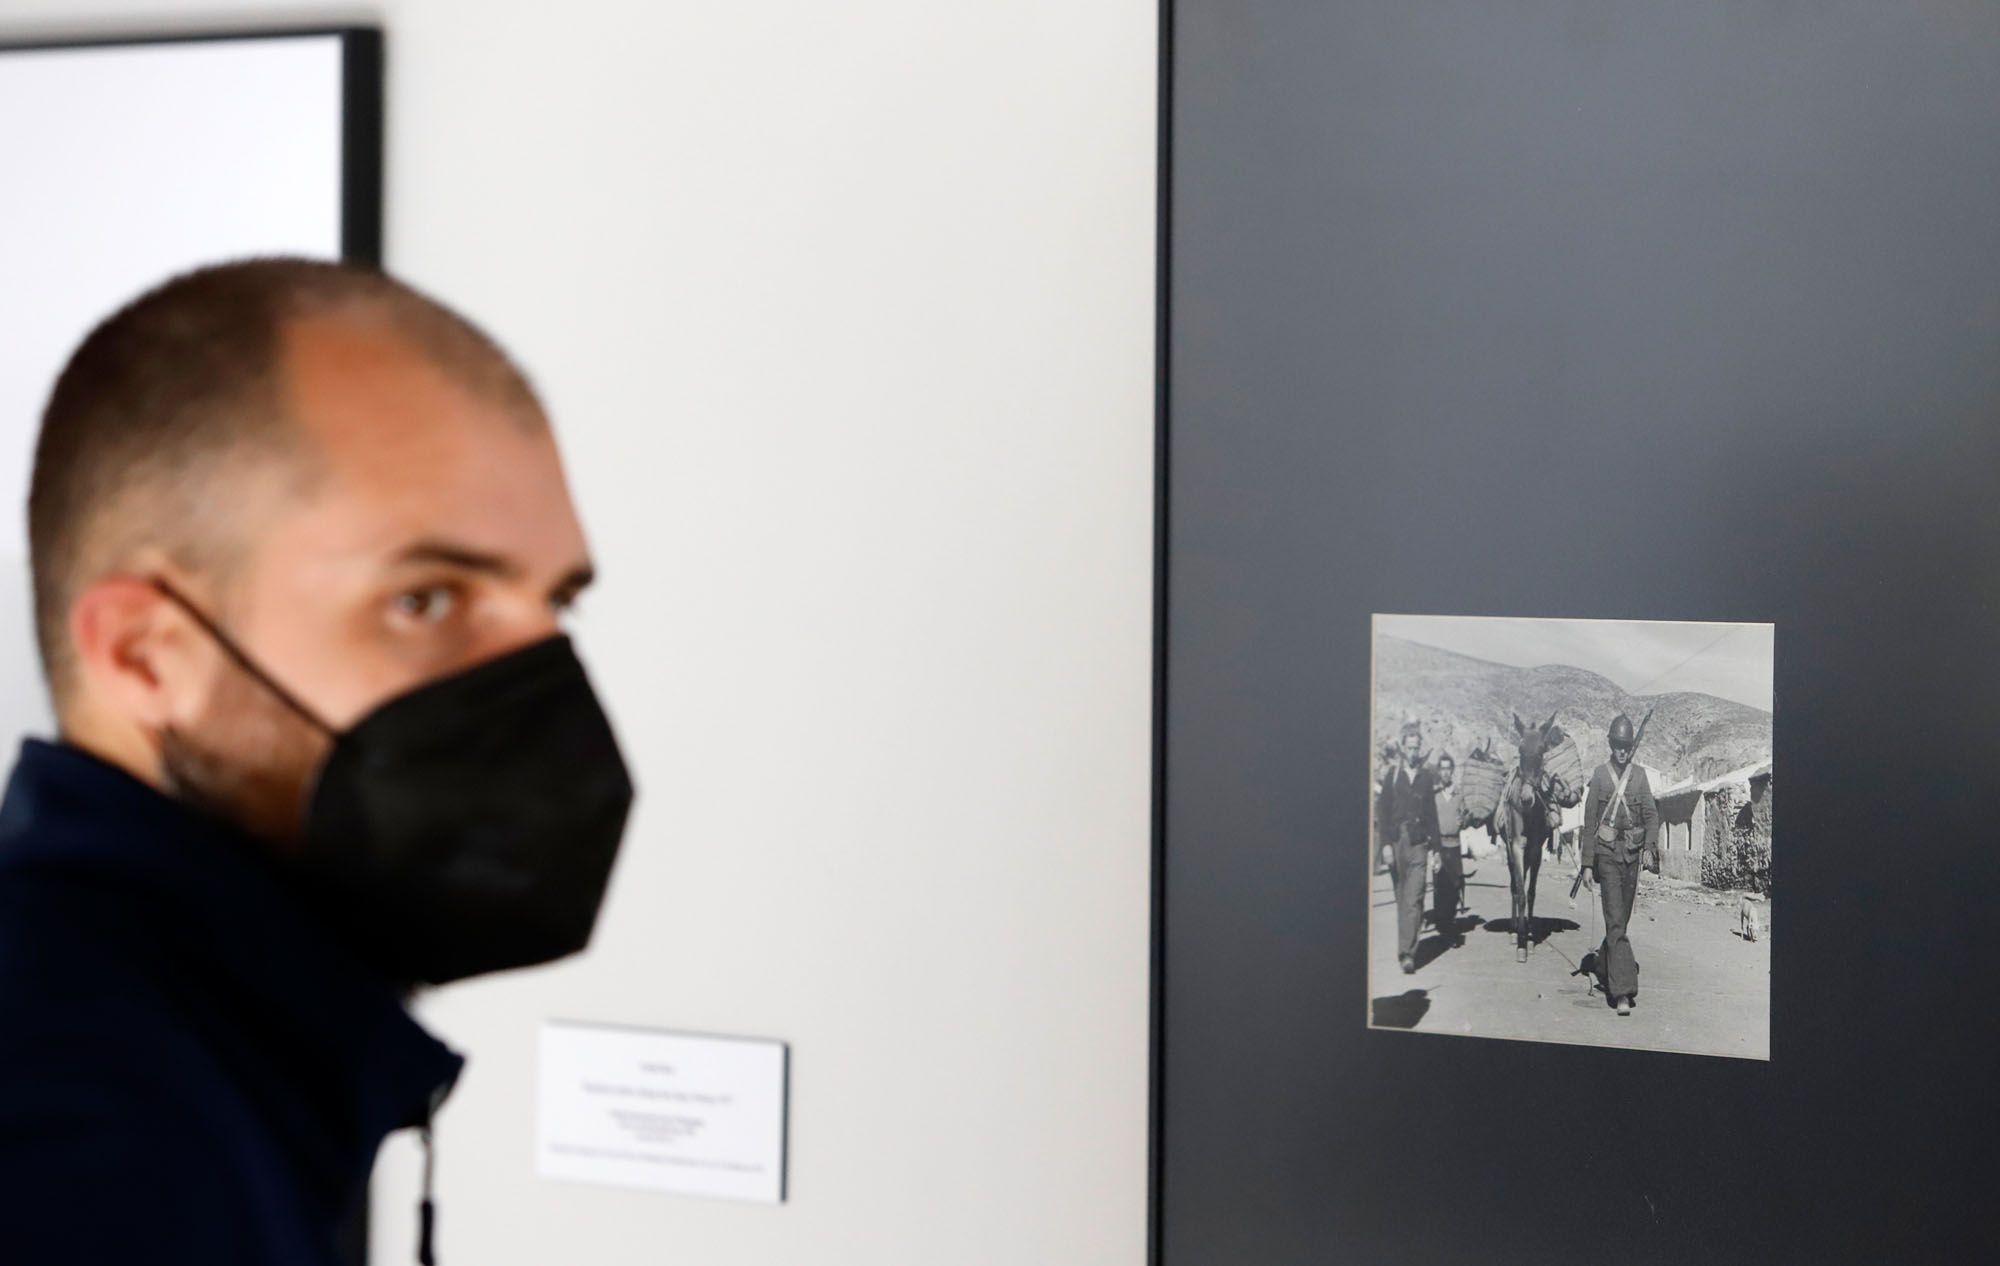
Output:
[1580,759,1660,867]
[0,738,463,1265]
[1375,763,1439,849]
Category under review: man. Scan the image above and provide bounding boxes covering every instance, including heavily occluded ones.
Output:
[1579,713,1658,1016]
[1375,718,1439,973]
[1431,753,1467,946]
[0,259,634,1264]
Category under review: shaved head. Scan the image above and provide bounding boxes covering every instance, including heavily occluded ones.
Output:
[28,258,545,711]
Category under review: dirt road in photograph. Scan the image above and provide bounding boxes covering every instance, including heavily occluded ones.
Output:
[1369,851,1771,1059]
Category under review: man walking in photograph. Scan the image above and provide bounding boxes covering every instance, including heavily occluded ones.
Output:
[1375,718,1439,974]
[1580,713,1660,1015]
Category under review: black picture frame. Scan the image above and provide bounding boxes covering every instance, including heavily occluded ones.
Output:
[1150,3,1998,1262]
[0,26,384,1264]
[0,25,383,263]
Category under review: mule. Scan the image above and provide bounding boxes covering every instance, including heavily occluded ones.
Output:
[1493,711,1581,962]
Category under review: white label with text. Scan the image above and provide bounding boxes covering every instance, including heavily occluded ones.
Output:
[536,1021,788,1203]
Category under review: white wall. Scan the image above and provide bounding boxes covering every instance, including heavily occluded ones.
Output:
[0,3,1158,1264]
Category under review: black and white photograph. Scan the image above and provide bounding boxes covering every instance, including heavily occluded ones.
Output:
[1369,614,1773,1060]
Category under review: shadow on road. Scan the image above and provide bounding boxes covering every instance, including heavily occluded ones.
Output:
[1408,937,1446,969]
[1428,913,1484,936]
[1481,915,1580,945]
[1371,990,1431,1029]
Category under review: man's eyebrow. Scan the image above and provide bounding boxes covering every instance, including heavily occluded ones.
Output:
[390,541,595,599]
[391,540,525,577]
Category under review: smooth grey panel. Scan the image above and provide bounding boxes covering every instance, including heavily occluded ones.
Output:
[1162,3,2000,1262]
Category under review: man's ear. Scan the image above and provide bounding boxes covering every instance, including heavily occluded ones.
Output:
[67,576,202,730]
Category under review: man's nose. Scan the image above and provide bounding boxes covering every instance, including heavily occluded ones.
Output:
[481,594,564,659]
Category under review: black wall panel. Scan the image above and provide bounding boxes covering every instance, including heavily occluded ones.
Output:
[1156,4,2000,1262]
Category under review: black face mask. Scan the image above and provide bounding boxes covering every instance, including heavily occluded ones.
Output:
[151,580,635,986]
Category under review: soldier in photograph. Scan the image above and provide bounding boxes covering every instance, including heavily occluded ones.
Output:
[1375,718,1439,973]
[1579,713,1660,1015]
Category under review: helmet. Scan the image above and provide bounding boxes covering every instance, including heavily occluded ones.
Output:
[1608,714,1636,748]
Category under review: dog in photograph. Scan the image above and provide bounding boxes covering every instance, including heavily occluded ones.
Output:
[1738,894,1763,942]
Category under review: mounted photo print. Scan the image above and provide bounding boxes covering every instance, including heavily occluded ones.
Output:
[1366,615,1772,1060]
[0,31,379,1266]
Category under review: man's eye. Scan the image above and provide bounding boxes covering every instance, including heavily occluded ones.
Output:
[392,585,459,624]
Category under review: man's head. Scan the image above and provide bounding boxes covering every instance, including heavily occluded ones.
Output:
[1435,754,1454,788]
[1399,718,1422,763]
[30,257,594,845]
[1607,713,1636,770]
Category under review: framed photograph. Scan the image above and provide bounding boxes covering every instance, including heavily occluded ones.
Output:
[1366,614,1773,1059]
[0,26,381,755]
[1152,3,1998,1262]
[0,25,381,1265]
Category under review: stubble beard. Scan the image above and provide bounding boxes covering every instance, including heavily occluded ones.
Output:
[159,662,328,851]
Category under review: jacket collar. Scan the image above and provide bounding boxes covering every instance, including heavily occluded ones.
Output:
[0,736,464,1210]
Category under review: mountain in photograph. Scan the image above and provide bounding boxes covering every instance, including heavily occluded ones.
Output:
[1372,634,1771,789]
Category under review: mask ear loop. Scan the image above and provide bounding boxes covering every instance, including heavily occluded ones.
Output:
[418,1090,441,1265]
[146,577,339,736]
[153,576,449,1255]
